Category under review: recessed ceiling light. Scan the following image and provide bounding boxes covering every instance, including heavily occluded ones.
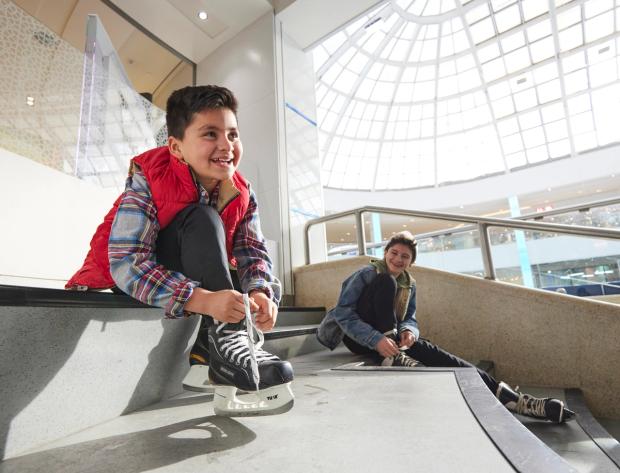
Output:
[198,11,208,20]
[26,96,35,106]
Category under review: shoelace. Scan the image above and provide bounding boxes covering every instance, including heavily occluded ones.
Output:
[516,393,547,418]
[395,352,418,367]
[215,294,278,390]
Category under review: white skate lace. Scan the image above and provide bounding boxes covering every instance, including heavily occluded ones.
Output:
[516,392,547,418]
[215,291,280,390]
[394,352,418,367]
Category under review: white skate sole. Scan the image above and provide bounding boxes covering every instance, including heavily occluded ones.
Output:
[182,365,213,392]
[213,382,294,417]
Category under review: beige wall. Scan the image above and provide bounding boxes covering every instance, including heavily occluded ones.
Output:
[294,258,620,419]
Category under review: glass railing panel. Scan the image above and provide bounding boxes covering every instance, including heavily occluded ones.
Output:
[0,2,167,191]
[525,204,620,229]
[323,214,359,262]
[488,227,620,294]
[76,15,166,190]
[355,212,486,276]
[415,223,485,277]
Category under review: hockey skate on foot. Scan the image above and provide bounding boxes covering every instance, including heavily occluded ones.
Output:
[496,381,575,423]
[381,350,419,367]
[209,294,294,417]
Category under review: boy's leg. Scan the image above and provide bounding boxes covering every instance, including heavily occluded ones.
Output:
[407,339,574,422]
[156,204,235,367]
[356,273,398,333]
[342,273,401,358]
[405,338,498,392]
[343,273,398,354]
[157,204,294,410]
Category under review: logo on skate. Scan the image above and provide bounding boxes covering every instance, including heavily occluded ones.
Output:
[220,367,235,377]
[267,394,278,400]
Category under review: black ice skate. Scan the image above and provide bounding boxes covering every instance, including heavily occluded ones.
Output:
[381,350,419,367]
[496,381,575,423]
[208,294,294,416]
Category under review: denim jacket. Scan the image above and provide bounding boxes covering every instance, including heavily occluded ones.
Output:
[317,265,419,350]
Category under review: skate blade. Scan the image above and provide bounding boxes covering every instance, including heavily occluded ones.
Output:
[182,365,214,392]
[213,383,295,417]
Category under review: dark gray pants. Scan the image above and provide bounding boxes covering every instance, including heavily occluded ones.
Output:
[156,204,240,363]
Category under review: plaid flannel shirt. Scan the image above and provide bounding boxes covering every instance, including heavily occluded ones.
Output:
[108,169,279,318]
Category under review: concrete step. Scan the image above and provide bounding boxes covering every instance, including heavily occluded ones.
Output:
[276,306,325,326]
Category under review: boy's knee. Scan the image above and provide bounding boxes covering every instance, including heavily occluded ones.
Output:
[180,204,222,230]
[374,272,397,290]
[181,204,224,238]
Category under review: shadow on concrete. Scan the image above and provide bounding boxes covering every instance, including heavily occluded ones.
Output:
[0,308,92,460]
[135,393,215,413]
[122,318,198,415]
[0,305,196,461]
[0,415,255,473]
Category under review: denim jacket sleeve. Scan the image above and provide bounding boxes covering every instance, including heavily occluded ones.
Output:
[397,284,419,340]
[317,266,385,351]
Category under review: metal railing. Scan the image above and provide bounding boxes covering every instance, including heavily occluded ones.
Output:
[303,205,620,280]
[391,196,620,242]
[517,196,620,221]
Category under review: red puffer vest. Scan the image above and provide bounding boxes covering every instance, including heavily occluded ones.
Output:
[66,146,249,290]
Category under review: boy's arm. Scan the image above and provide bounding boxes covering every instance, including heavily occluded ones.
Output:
[108,170,199,318]
[232,189,280,303]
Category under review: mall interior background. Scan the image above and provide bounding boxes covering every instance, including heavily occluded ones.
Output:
[0,0,619,297]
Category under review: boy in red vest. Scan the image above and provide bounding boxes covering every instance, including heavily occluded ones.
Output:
[67,85,293,415]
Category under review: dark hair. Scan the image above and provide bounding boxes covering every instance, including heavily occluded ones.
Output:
[166,85,238,139]
[384,231,418,263]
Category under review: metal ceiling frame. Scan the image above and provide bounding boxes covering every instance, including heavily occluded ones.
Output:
[313,0,620,191]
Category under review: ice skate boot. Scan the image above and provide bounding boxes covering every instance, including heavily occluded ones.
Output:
[208,294,294,416]
[381,350,419,367]
[496,381,575,423]
[182,316,213,392]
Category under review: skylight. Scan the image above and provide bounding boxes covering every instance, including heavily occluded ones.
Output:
[313,0,620,190]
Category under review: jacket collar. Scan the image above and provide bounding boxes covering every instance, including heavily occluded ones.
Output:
[369,258,414,288]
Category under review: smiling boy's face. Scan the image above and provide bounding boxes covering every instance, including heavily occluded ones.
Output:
[385,243,413,276]
[168,107,242,192]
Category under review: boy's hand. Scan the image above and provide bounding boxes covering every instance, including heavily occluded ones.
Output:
[376,336,400,358]
[249,290,278,331]
[399,330,416,349]
[186,288,257,324]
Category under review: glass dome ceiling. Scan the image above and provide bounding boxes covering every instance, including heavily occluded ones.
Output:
[312,0,620,190]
